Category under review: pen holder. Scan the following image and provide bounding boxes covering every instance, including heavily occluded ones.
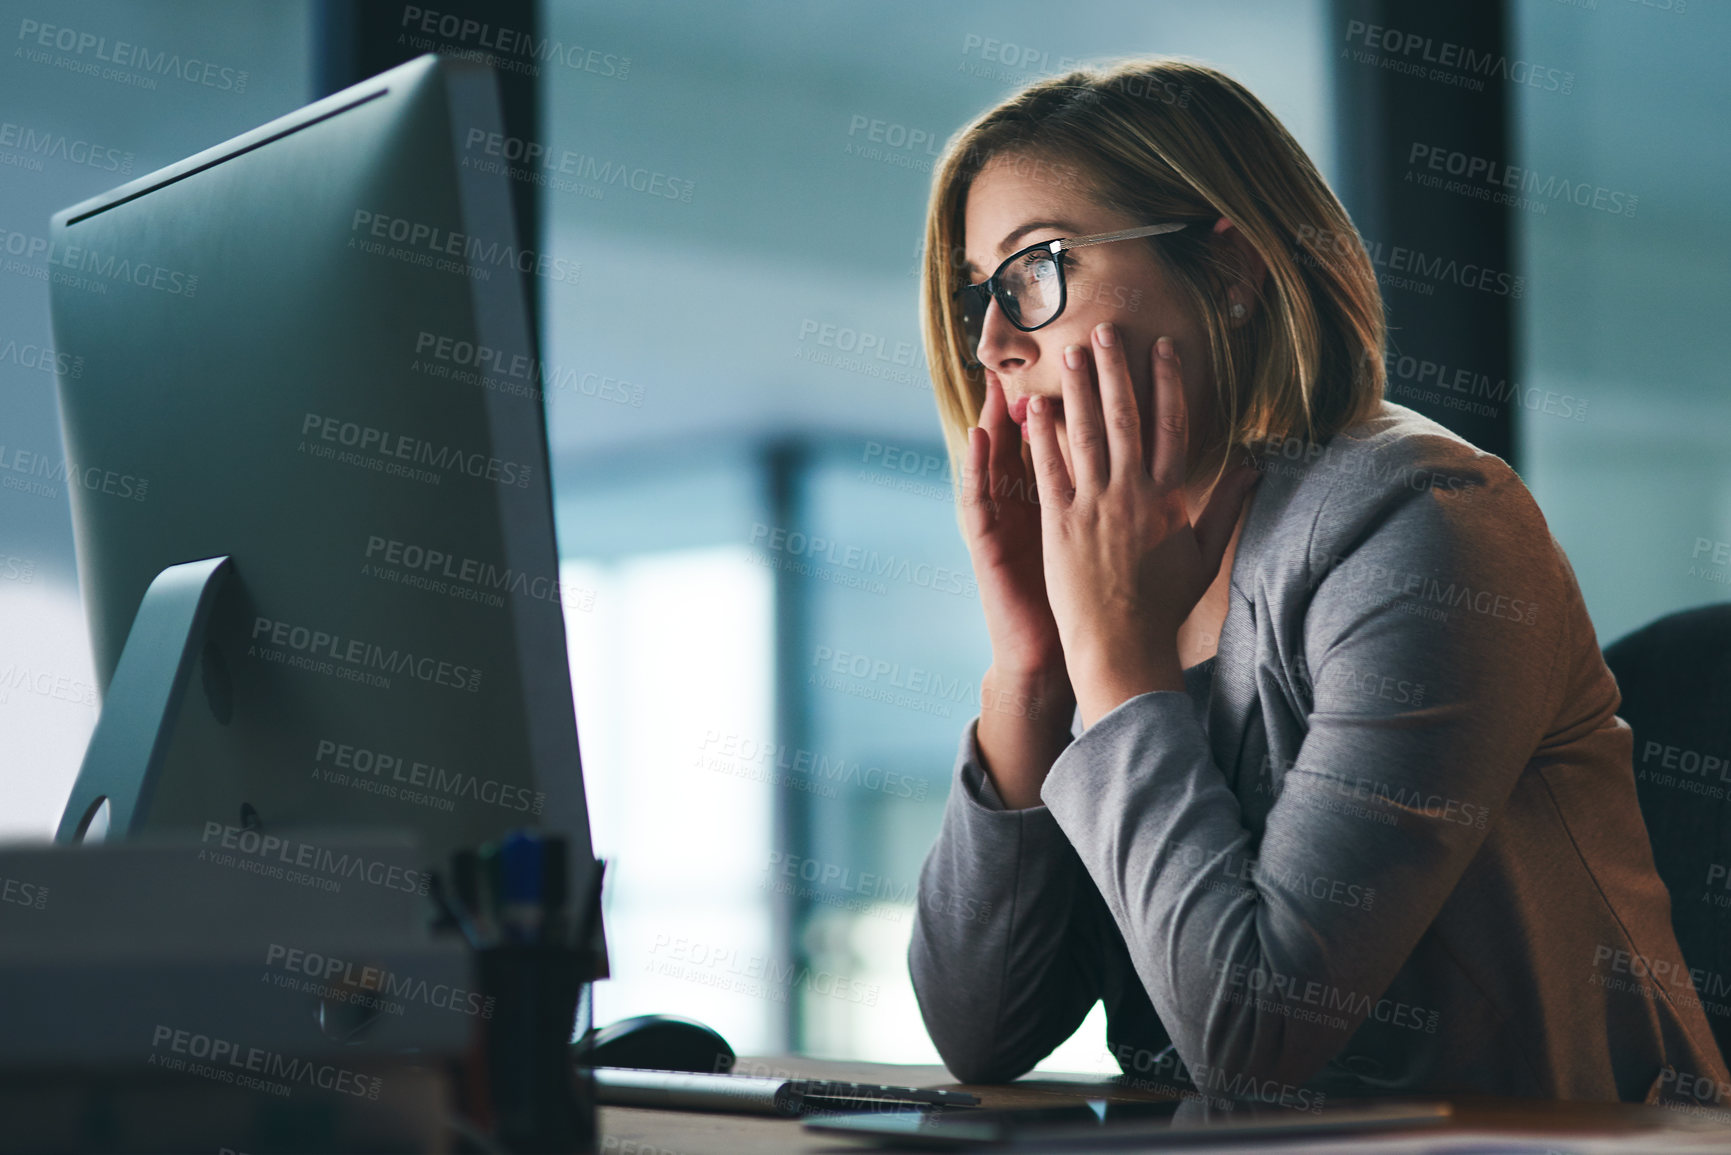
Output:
[473,940,595,1154]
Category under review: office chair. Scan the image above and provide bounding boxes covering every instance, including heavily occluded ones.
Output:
[1603,602,1731,1066]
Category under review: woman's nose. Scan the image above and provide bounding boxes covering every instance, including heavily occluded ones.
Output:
[976,296,1035,370]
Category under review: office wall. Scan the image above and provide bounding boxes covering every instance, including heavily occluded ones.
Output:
[0,0,312,838]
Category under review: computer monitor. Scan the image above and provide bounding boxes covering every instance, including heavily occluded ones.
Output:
[47,54,591,877]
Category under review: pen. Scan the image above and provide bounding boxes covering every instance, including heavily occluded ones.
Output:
[499,828,545,944]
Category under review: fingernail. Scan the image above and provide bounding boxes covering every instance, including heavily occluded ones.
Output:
[1030,395,1045,415]
[1063,345,1083,370]
[1094,322,1116,347]
[1157,336,1174,360]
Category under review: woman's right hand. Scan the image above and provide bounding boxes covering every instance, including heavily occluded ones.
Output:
[962,375,1066,677]
[961,376,1078,807]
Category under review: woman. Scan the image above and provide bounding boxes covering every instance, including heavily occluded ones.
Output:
[908,58,1728,1108]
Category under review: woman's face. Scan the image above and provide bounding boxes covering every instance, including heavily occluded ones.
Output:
[960,154,1221,486]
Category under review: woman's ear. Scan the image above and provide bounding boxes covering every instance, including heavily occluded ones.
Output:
[1212,216,1268,328]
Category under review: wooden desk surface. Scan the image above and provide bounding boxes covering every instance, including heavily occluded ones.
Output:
[598,1056,1731,1154]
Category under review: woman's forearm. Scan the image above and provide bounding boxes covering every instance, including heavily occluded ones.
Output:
[975,663,1078,809]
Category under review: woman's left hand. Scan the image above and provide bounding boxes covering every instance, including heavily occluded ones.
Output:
[1025,322,1261,728]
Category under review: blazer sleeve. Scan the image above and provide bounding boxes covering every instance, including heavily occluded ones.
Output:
[1037,451,1571,1094]
[908,714,1156,1082]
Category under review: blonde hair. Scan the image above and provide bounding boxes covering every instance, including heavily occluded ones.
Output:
[920,58,1385,492]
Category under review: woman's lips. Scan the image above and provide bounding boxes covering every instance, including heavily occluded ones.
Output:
[1006,393,1058,432]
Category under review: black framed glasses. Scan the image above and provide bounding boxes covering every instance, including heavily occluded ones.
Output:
[953,222,1192,368]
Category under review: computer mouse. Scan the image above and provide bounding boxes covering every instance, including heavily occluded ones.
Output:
[575,1013,736,1074]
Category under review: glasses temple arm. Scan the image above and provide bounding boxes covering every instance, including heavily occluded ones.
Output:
[1053,222,1190,252]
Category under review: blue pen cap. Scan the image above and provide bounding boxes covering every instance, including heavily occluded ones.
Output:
[500,828,544,906]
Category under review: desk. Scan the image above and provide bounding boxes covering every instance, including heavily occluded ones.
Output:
[599,1056,1731,1154]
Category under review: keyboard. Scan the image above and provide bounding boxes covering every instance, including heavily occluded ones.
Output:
[590,1067,981,1117]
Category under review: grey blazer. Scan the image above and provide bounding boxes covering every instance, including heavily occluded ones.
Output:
[909,400,1729,1108]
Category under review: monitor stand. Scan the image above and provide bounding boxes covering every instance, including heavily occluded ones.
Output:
[56,555,231,843]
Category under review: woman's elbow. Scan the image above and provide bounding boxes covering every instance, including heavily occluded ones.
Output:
[941,1050,1035,1085]
[907,934,1034,1084]
[921,1012,1038,1085]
